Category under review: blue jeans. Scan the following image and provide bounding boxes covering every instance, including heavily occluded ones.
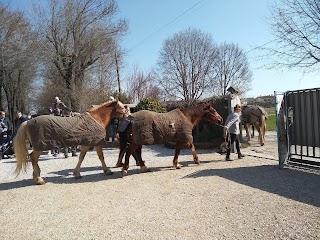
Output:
[108,124,116,142]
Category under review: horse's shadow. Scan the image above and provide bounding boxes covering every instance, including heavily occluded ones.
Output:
[0,166,144,191]
[183,165,320,207]
[143,144,219,158]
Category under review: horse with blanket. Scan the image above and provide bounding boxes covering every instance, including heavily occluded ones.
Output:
[240,105,268,146]
[13,99,126,185]
[121,104,223,176]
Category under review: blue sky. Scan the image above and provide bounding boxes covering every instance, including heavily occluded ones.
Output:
[117,0,319,97]
[5,0,319,97]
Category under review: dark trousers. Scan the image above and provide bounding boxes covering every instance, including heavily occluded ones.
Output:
[226,133,241,157]
[118,131,138,164]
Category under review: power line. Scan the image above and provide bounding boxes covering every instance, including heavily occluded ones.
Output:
[245,39,277,54]
[128,0,207,52]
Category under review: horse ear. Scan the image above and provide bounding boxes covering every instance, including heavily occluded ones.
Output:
[204,103,210,110]
[115,97,119,102]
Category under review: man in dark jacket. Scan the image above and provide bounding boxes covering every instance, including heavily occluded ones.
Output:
[14,111,28,136]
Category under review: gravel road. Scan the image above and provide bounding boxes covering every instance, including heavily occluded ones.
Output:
[0,132,319,240]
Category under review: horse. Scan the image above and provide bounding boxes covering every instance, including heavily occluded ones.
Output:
[121,104,223,176]
[240,105,268,146]
[13,99,126,185]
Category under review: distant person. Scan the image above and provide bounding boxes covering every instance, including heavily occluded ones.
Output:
[0,111,12,134]
[51,96,67,157]
[13,111,28,136]
[53,96,66,116]
[224,104,245,161]
[61,108,78,158]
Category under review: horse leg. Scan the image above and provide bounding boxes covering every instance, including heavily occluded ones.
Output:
[245,123,251,141]
[254,122,263,146]
[133,146,149,173]
[122,143,147,177]
[187,141,199,165]
[251,124,255,138]
[115,149,125,167]
[95,145,113,175]
[30,150,45,185]
[173,142,184,169]
[73,145,89,179]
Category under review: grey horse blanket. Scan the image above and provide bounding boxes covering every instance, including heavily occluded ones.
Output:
[242,105,268,124]
[131,109,193,145]
[28,113,106,150]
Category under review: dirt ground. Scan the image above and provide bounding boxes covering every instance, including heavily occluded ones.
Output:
[0,132,319,240]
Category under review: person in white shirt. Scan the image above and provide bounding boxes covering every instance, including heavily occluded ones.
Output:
[224,104,245,161]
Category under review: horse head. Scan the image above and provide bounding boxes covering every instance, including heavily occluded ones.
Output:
[203,104,223,125]
[111,98,127,120]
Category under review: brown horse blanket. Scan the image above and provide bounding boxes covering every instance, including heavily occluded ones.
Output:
[131,109,193,145]
[28,113,106,150]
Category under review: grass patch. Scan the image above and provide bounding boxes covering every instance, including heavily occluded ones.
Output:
[267,114,276,131]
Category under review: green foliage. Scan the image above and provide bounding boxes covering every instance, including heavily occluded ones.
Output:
[266,114,277,131]
[263,107,277,131]
[135,98,167,113]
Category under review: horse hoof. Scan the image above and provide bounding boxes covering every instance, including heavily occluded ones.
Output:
[121,170,128,177]
[261,143,265,146]
[35,177,46,185]
[141,166,150,173]
[104,170,113,175]
[73,172,82,179]
[174,164,182,169]
[194,161,200,165]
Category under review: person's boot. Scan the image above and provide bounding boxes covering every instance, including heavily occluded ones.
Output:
[226,155,232,161]
[238,152,245,159]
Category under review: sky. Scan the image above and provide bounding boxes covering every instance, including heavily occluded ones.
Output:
[116,0,319,97]
[4,0,320,98]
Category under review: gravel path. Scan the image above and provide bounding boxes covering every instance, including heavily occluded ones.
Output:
[0,132,319,240]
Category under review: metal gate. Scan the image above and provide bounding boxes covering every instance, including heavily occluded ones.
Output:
[275,88,320,170]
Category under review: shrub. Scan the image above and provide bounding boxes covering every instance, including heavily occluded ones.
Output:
[135,98,167,113]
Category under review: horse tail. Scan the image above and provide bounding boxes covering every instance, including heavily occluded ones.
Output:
[260,114,267,145]
[260,114,266,134]
[13,121,30,175]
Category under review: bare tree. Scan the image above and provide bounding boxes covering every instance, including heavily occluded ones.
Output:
[263,0,320,71]
[0,5,38,121]
[157,28,217,105]
[34,0,128,111]
[210,42,252,96]
[126,66,162,103]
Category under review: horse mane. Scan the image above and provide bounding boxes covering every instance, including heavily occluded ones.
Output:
[87,100,124,113]
[180,104,209,116]
[88,100,114,112]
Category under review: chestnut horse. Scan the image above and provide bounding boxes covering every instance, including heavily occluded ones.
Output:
[13,99,126,185]
[122,104,223,176]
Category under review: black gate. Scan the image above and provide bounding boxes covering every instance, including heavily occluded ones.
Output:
[276,88,320,169]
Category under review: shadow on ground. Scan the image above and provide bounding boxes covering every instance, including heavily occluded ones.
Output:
[183,165,320,207]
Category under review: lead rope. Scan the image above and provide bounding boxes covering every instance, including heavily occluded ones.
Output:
[215,123,231,150]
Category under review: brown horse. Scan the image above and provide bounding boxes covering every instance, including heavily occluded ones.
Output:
[121,104,223,176]
[13,99,126,185]
[240,105,268,146]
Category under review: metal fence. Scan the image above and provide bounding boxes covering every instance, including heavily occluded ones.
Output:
[275,88,320,170]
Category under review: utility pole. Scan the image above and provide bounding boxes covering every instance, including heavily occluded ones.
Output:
[115,50,121,93]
